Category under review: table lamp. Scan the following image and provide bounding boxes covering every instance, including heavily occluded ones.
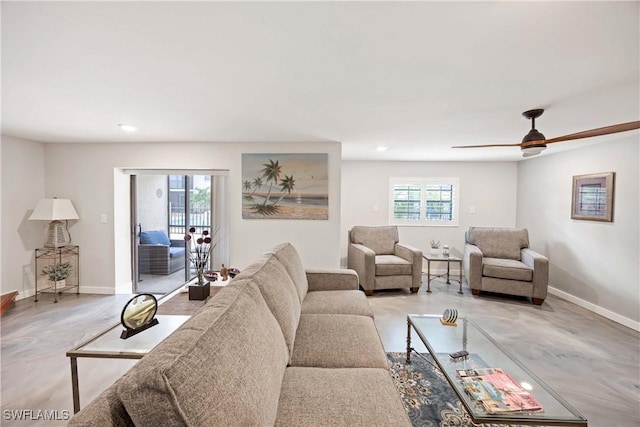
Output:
[29,198,80,247]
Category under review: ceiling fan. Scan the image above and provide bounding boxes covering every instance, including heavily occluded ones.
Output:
[452,109,640,157]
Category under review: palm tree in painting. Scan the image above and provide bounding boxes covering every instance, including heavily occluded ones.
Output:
[242,180,253,200]
[274,175,296,205]
[251,176,263,196]
[260,159,282,205]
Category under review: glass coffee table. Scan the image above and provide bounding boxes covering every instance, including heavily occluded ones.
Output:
[406,314,587,426]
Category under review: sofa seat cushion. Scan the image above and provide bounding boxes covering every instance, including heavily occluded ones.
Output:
[375,255,412,276]
[139,230,171,246]
[301,290,373,318]
[117,281,289,426]
[290,314,388,369]
[483,258,533,282]
[169,246,185,258]
[276,367,411,427]
[468,227,529,260]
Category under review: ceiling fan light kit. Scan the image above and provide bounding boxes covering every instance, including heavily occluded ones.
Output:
[451,107,640,158]
[521,146,547,157]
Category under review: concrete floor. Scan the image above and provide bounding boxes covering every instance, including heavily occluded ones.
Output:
[1,279,639,426]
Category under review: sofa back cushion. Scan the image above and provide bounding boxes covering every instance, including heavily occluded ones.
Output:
[467,227,529,260]
[350,226,398,255]
[233,252,302,361]
[267,242,309,302]
[117,281,288,426]
[139,230,171,246]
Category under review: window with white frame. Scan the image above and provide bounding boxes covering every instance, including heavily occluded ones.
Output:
[389,177,460,226]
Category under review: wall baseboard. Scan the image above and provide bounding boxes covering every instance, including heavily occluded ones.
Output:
[14,286,116,301]
[78,286,119,295]
[548,286,640,332]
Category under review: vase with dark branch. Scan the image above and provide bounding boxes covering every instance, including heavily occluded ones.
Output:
[184,227,217,286]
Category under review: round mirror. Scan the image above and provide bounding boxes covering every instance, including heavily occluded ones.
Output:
[121,293,158,331]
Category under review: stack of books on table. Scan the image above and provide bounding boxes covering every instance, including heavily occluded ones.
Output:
[457,368,543,414]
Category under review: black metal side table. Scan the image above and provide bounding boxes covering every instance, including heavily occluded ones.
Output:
[34,245,79,302]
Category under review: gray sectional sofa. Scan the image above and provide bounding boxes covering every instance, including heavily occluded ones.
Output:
[69,242,410,426]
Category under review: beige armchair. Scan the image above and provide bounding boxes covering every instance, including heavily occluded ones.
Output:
[348,226,423,296]
[463,227,549,305]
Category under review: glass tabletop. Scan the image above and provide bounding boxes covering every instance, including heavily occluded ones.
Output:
[423,248,462,261]
[68,315,190,357]
[408,314,587,426]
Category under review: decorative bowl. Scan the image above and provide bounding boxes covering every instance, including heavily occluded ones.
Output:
[204,271,218,281]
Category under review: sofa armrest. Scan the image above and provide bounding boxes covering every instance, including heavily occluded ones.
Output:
[68,381,133,427]
[138,244,170,258]
[395,243,423,288]
[463,243,483,290]
[347,243,375,290]
[306,268,359,291]
[521,248,549,300]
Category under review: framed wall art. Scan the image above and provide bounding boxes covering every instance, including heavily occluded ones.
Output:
[571,172,614,222]
[242,153,328,220]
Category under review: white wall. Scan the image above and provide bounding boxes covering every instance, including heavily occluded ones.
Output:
[1,136,46,297]
[40,141,341,294]
[137,175,168,232]
[341,161,519,266]
[517,136,640,329]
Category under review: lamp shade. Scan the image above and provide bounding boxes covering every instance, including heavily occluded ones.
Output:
[29,198,79,221]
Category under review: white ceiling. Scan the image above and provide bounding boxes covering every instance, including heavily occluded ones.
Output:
[2,1,639,161]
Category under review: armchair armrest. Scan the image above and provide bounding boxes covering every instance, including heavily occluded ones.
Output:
[306,268,359,291]
[521,248,549,300]
[395,243,423,288]
[394,243,421,262]
[463,243,483,290]
[347,243,375,290]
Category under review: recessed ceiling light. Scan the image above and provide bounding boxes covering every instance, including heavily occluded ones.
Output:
[376,146,388,152]
[117,123,138,133]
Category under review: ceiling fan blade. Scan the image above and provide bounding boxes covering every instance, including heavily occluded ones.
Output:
[544,120,640,144]
[452,143,523,149]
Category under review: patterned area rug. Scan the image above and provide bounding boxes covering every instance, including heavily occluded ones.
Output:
[387,352,529,427]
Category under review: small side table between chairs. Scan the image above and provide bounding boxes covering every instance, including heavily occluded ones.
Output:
[423,251,463,294]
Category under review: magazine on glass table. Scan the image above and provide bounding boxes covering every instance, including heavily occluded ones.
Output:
[457,368,543,414]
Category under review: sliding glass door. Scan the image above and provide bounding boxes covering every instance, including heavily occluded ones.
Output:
[130,170,229,295]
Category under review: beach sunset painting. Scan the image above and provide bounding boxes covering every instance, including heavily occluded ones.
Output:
[242,153,329,220]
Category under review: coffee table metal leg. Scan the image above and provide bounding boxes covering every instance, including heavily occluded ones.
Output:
[406,318,412,363]
[71,356,80,413]
[426,260,432,293]
[458,261,463,294]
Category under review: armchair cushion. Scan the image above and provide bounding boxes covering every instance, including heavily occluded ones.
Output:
[467,227,529,260]
[375,255,412,276]
[483,258,533,282]
[349,226,398,255]
[139,230,172,246]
